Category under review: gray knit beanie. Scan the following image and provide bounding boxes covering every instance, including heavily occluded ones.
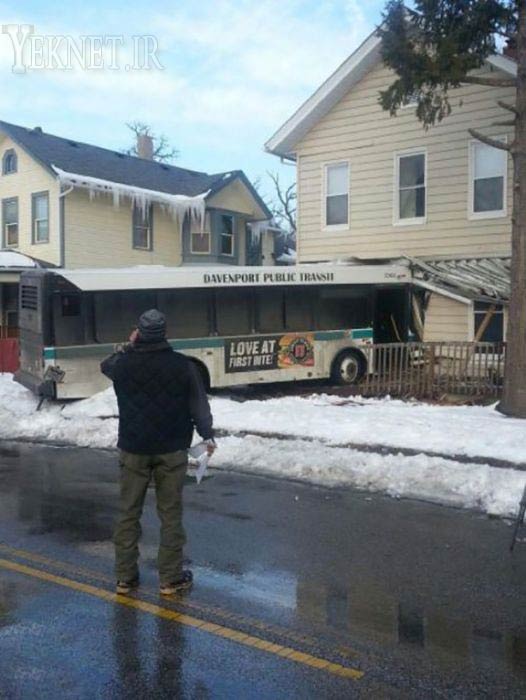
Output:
[137,309,166,342]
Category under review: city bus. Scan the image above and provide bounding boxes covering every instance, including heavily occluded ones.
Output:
[16,263,411,399]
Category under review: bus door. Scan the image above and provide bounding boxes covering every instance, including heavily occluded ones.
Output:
[373,287,410,343]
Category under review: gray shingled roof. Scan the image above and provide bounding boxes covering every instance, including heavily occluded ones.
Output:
[0,120,270,217]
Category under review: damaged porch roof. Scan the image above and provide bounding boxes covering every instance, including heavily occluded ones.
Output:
[408,255,511,304]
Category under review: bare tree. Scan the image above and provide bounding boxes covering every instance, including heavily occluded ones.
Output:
[267,171,297,235]
[125,121,179,162]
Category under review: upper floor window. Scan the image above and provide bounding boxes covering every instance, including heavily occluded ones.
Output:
[470,140,507,218]
[220,214,234,256]
[324,162,349,227]
[2,149,17,175]
[132,203,153,250]
[395,151,426,224]
[32,191,49,243]
[2,197,18,247]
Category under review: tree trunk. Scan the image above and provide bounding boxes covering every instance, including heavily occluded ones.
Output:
[499,3,526,417]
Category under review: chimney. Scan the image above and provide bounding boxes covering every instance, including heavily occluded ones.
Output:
[137,133,154,160]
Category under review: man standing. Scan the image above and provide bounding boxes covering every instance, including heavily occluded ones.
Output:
[101,309,215,596]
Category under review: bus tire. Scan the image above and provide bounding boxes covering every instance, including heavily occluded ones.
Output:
[330,350,366,386]
[189,359,211,392]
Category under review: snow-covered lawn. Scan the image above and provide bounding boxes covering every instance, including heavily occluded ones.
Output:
[1,373,525,519]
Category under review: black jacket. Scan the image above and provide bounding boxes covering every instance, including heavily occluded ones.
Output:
[101,340,214,455]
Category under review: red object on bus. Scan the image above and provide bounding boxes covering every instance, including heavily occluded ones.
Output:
[0,339,20,373]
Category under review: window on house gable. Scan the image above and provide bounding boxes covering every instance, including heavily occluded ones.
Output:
[470,141,507,216]
[396,152,426,222]
[325,162,349,227]
[32,192,49,243]
[220,214,234,256]
[3,198,18,247]
[132,203,153,250]
[2,149,17,175]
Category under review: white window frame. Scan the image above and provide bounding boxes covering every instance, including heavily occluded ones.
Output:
[322,160,350,231]
[220,214,235,257]
[32,191,49,244]
[132,204,153,251]
[393,148,427,226]
[468,136,508,221]
[190,230,211,255]
[3,197,18,248]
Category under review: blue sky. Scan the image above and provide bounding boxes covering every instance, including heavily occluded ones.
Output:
[0,0,386,201]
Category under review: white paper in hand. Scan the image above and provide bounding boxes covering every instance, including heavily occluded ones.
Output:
[194,453,210,484]
[188,442,210,484]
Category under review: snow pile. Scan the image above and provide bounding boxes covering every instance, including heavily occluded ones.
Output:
[0,251,37,268]
[218,435,526,517]
[1,374,525,518]
[211,394,526,464]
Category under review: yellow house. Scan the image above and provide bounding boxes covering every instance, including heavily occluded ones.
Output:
[0,120,274,336]
[265,30,517,344]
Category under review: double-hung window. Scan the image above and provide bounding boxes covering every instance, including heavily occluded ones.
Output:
[32,192,49,243]
[3,197,18,247]
[395,151,426,224]
[324,162,349,227]
[132,204,153,250]
[470,140,507,218]
[220,214,234,256]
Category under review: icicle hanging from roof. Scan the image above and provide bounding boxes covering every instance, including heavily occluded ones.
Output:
[52,165,208,232]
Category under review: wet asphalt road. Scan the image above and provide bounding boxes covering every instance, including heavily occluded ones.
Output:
[0,441,525,698]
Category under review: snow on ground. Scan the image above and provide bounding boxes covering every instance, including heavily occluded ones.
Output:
[1,373,525,519]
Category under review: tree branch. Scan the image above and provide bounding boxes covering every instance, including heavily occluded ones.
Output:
[468,129,511,151]
[462,76,517,88]
[497,100,519,116]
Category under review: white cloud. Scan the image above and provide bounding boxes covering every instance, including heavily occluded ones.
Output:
[0,0,381,184]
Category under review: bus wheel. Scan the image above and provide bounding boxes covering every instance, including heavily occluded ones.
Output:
[331,350,366,386]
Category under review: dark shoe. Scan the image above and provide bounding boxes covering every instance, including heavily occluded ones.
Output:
[160,570,193,596]
[116,577,139,595]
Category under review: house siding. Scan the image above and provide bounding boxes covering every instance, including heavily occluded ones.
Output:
[294,61,515,262]
[64,189,182,268]
[0,135,61,265]
[423,294,471,342]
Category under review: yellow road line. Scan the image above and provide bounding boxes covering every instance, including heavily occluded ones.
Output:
[0,557,363,681]
[0,544,344,655]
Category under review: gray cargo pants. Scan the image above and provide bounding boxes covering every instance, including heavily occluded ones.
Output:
[113,450,188,584]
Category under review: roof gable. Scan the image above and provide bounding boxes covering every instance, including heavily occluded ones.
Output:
[265,30,517,160]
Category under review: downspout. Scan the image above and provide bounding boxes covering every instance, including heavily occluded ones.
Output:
[58,185,74,268]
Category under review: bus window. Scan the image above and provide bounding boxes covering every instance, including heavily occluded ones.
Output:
[157,289,210,339]
[284,288,314,331]
[256,288,285,334]
[52,292,84,346]
[94,291,157,343]
[215,288,252,336]
[317,287,371,330]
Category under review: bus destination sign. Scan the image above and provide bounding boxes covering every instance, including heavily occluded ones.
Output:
[204,271,335,285]
[225,334,315,373]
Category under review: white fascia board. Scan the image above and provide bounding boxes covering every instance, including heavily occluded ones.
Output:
[264,31,382,158]
[412,278,472,305]
[53,262,411,292]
